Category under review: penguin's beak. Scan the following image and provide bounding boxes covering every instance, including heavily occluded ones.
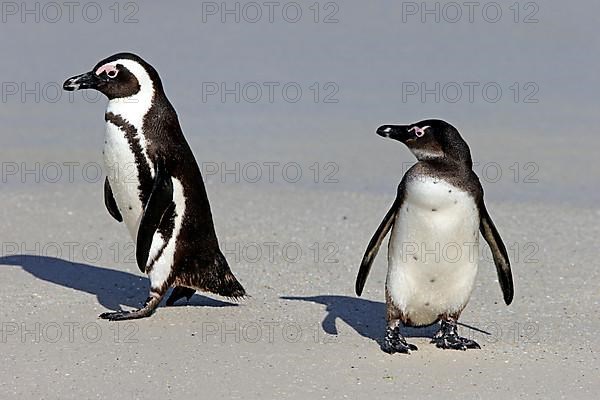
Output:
[63,71,100,91]
[376,125,410,142]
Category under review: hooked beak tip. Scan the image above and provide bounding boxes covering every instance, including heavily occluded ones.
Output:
[62,79,79,91]
[62,71,98,92]
[376,125,393,137]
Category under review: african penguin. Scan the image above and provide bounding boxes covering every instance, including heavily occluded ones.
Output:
[355,119,513,352]
[63,53,246,320]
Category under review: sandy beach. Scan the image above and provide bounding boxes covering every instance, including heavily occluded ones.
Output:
[0,181,598,399]
[1,1,599,399]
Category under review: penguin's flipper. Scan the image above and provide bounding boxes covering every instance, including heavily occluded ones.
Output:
[355,198,401,296]
[104,177,123,222]
[479,201,514,305]
[136,160,173,273]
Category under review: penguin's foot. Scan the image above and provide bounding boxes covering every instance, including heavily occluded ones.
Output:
[99,296,160,321]
[431,320,480,350]
[99,307,154,321]
[166,286,196,306]
[382,325,418,354]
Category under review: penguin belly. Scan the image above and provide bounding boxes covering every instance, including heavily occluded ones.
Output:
[387,177,480,326]
[104,120,188,290]
[103,120,147,238]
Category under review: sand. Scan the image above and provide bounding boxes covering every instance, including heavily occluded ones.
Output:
[0,179,598,399]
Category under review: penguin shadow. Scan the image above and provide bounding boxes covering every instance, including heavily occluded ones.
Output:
[281,295,440,345]
[0,255,236,312]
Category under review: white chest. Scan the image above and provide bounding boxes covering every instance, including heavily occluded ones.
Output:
[386,177,480,325]
[103,112,152,238]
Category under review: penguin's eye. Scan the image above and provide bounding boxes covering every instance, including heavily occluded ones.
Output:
[409,126,429,138]
[95,64,119,78]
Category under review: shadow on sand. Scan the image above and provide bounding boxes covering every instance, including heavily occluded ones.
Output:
[0,255,237,312]
[281,295,440,345]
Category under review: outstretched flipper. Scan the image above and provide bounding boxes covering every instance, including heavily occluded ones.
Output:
[479,201,514,305]
[136,159,173,273]
[355,193,403,296]
[104,177,122,222]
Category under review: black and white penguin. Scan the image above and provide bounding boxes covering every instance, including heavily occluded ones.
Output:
[355,119,513,352]
[63,53,245,320]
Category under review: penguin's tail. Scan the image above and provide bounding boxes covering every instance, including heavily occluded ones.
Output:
[206,251,246,300]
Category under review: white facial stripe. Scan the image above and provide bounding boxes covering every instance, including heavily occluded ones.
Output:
[105,59,155,177]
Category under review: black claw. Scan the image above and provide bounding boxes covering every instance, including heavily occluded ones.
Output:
[431,320,480,350]
[382,325,417,354]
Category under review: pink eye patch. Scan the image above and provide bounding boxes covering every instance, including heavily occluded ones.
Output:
[95,64,118,77]
[409,126,430,137]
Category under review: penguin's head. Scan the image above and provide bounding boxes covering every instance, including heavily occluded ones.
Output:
[376,119,472,166]
[63,52,162,100]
